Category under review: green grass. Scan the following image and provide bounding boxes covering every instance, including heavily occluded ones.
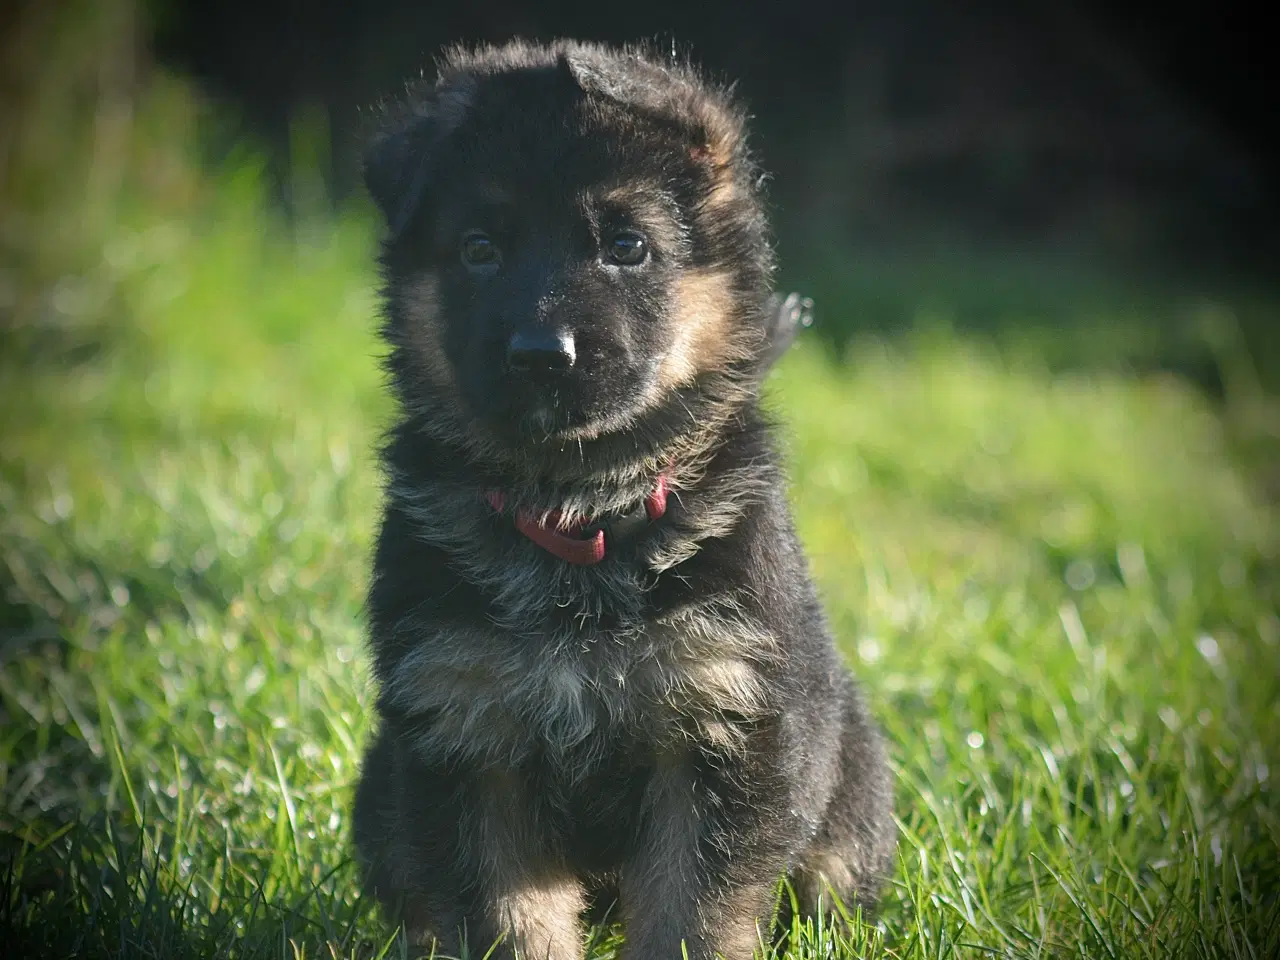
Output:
[3,21,1280,959]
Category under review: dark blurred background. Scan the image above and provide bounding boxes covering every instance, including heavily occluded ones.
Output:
[4,0,1277,379]
[142,0,1278,272]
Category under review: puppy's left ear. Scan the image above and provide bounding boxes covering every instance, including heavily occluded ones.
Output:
[363,79,474,243]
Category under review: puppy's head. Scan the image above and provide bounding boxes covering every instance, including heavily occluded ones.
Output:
[367,40,774,454]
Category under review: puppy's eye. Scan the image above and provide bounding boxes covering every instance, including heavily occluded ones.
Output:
[605,231,648,266]
[460,232,500,270]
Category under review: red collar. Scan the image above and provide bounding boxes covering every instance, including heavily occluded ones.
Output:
[486,474,669,565]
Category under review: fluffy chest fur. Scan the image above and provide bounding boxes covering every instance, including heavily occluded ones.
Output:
[380,592,781,770]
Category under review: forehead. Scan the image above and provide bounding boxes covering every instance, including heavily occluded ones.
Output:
[438,66,694,206]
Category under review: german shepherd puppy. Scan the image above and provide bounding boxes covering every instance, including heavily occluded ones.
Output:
[352,39,895,960]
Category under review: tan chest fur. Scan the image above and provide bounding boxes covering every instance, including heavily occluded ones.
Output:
[385,596,779,768]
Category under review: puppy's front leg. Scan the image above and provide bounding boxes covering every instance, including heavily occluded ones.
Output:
[460,774,588,960]
[618,754,785,960]
[357,735,586,960]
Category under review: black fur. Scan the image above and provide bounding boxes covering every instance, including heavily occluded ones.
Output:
[352,39,895,960]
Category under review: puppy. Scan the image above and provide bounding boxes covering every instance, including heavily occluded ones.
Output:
[352,39,895,960]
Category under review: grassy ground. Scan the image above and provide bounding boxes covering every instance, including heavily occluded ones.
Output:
[4,24,1280,960]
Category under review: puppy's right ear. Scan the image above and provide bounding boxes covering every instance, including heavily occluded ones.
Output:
[363,113,432,243]
[363,80,474,243]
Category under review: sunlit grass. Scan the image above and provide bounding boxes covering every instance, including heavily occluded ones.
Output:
[2,14,1279,957]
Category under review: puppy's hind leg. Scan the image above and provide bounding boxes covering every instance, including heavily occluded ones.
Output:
[783,677,896,934]
[353,727,465,950]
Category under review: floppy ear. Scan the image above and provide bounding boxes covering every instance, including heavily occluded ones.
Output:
[363,79,475,243]
[363,108,437,243]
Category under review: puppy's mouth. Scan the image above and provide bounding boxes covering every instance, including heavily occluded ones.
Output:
[520,391,565,435]
[507,393,656,447]
[486,370,653,446]
[505,384,589,441]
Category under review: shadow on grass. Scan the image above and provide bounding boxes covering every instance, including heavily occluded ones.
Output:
[1,811,387,960]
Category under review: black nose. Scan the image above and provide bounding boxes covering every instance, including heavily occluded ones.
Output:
[506,330,576,373]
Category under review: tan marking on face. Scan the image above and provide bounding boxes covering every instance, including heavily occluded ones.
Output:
[590,183,685,256]
[656,269,749,392]
[693,103,741,170]
[688,98,746,209]
[401,271,457,393]
[702,165,741,211]
[597,181,655,208]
